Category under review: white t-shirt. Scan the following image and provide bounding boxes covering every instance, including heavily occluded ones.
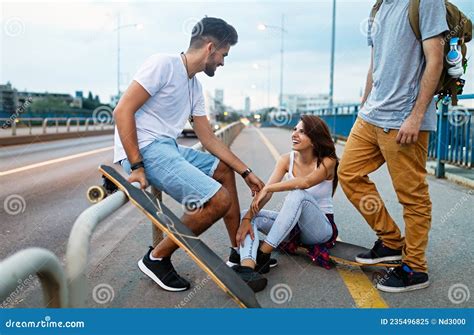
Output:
[113,53,206,163]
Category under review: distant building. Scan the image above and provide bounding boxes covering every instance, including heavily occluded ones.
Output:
[214,89,225,115]
[0,82,18,117]
[244,96,251,115]
[281,94,330,114]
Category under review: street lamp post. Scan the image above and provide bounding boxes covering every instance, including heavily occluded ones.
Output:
[329,0,336,114]
[258,14,287,111]
[115,12,143,98]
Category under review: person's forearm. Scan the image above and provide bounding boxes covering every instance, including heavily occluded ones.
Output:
[114,109,141,164]
[266,177,309,193]
[203,136,248,174]
[410,62,443,122]
[361,70,373,108]
[244,192,273,219]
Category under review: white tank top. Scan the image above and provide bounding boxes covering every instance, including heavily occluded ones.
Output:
[288,151,334,214]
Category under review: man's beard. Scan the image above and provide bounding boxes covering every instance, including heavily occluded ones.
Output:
[204,62,216,77]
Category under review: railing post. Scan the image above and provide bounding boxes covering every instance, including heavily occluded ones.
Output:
[42,118,49,134]
[11,119,16,136]
[435,102,449,178]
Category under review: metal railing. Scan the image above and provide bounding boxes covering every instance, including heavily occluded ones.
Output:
[0,117,114,136]
[0,122,245,308]
[0,248,67,308]
[262,94,474,178]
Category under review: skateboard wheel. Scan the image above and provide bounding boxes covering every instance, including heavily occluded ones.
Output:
[87,185,106,204]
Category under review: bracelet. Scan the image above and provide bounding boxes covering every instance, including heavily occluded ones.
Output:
[241,167,252,179]
[130,161,145,171]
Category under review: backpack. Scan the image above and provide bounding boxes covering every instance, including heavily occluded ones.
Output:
[370,0,472,106]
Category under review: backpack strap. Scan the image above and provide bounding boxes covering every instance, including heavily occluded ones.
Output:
[408,0,422,41]
[370,0,383,22]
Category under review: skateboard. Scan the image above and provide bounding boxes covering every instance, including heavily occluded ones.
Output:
[93,164,261,308]
[294,241,401,269]
[329,241,401,268]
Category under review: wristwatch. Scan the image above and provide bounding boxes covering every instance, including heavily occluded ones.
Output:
[241,167,252,179]
[130,161,145,171]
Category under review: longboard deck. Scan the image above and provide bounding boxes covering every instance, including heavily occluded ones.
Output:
[98,165,260,308]
[294,241,401,268]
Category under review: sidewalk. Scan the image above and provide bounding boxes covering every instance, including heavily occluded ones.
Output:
[426,160,474,189]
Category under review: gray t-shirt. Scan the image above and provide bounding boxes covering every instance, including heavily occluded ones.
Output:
[359,0,449,131]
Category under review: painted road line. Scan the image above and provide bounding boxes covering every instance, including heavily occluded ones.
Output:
[254,126,388,308]
[0,146,113,177]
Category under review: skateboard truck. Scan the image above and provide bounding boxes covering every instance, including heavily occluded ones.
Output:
[86,175,119,203]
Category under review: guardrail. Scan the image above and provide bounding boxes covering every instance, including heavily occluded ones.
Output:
[0,248,68,308]
[262,95,474,178]
[0,117,114,136]
[0,121,245,308]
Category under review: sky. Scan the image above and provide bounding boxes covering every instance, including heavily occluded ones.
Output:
[1,0,473,110]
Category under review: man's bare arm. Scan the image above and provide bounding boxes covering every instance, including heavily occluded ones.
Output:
[113,81,151,188]
[361,47,374,108]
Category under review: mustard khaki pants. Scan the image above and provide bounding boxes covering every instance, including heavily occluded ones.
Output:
[338,117,432,273]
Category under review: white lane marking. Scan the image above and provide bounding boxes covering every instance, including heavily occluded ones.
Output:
[0,146,113,177]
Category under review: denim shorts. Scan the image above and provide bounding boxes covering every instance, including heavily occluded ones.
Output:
[120,137,221,208]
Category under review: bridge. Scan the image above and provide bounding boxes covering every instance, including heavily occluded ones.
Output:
[0,96,473,309]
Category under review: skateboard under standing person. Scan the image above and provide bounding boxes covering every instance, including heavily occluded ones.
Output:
[338,0,449,292]
[113,17,267,292]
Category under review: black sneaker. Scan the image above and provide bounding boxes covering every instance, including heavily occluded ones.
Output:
[226,248,278,269]
[232,265,267,292]
[355,239,402,264]
[138,247,191,292]
[376,264,430,293]
[255,249,272,274]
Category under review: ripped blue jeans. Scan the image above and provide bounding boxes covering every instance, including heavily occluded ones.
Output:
[240,189,333,263]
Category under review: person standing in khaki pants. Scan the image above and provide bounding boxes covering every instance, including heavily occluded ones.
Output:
[338,0,448,293]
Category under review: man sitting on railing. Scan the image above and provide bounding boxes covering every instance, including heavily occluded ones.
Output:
[338,0,448,292]
[113,17,267,292]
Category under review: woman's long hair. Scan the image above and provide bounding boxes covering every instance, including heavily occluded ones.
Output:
[300,115,339,196]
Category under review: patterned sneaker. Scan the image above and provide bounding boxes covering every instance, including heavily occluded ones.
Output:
[355,239,402,264]
[376,264,430,293]
[138,247,190,292]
